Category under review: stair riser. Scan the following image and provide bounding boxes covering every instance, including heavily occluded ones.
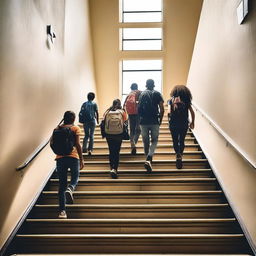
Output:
[91,145,201,153]
[82,162,209,170]
[51,170,214,179]
[46,182,218,191]
[14,237,250,254]
[30,207,234,219]
[39,194,225,204]
[84,138,196,145]
[23,222,240,234]
[83,154,204,161]
[76,173,214,179]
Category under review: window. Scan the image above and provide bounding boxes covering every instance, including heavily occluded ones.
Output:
[122,28,162,51]
[122,0,162,23]
[122,59,162,101]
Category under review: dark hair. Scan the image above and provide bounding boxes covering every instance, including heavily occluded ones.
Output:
[146,79,155,89]
[108,99,122,111]
[130,83,138,90]
[63,111,75,124]
[170,85,192,105]
[87,92,95,101]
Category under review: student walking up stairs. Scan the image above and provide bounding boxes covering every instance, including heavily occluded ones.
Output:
[4,116,253,255]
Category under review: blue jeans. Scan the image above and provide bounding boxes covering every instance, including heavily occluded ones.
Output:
[140,124,160,160]
[83,121,96,152]
[56,157,80,211]
[129,114,141,147]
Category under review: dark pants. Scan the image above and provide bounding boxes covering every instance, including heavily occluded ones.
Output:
[56,157,80,211]
[83,120,96,152]
[128,114,141,147]
[106,135,123,170]
[170,126,188,155]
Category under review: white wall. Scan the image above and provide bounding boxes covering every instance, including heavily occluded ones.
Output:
[0,0,96,249]
[187,0,256,251]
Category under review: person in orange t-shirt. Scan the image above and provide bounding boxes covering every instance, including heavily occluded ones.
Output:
[55,111,84,219]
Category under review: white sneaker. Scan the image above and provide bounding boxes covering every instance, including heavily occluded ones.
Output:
[65,187,74,204]
[144,160,152,173]
[58,210,67,219]
[110,169,118,179]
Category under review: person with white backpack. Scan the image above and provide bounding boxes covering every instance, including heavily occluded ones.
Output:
[103,99,128,178]
[123,83,141,155]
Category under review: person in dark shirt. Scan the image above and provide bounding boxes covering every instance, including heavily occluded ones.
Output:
[138,79,164,172]
[168,85,195,169]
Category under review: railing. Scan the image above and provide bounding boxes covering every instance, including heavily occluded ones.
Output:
[16,139,50,171]
[192,102,256,169]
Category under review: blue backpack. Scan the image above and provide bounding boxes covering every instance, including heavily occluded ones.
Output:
[79,101,95,123]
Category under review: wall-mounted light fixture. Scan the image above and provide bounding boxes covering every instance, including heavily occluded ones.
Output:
[46,25,56,49]
[237,0,249,24]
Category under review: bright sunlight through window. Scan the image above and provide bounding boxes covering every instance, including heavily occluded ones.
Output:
[122,28,162,51]
[122,60,162,102]
[122,0,162,23]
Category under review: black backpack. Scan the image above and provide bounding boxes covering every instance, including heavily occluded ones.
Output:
[79,101,95,123]
[50,126,75,155]
[138,90,155,117]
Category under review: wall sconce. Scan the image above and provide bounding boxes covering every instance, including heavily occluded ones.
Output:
[237,0,249,24]
[46,25,56,49]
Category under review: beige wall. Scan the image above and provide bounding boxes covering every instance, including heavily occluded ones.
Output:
[89,0,202,114]
[0,0,96,249]
[187,0,256,250]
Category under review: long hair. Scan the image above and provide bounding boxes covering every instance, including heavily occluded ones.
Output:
[170,85,192,105]
[108,99,122,111]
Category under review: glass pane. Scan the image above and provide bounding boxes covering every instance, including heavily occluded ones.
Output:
[123,28,162,39]
[122,71,162,95]
[123,60,162,70]
[123,12,162,23]
[123,40,162,50]
[123,0,162,12]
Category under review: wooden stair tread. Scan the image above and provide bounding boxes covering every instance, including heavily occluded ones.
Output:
[16,233,245,238]
[42,190,223,195]
[49,178,216,183]
[83,159,208,163]
[26,218,237,223]
[34,203,230,208]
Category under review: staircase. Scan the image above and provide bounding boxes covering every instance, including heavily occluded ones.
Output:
[6,117,252,255]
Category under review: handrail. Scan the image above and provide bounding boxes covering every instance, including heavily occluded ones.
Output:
[192,102,256,169]
[16,139,50,171]
[16,118,63,171]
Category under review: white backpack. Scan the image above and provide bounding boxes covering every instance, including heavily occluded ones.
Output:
[105,110,124,135]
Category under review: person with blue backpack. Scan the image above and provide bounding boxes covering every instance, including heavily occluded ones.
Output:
[168,85,195,169]
[79,92,99,155]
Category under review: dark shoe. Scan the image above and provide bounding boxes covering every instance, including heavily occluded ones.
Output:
[65,187,74,204]
[82,148,87,153]
[88,150,92,156]
[176,154,183,169]
[110,169,118,179]
[144,160,152,173]
[131,147,137,155]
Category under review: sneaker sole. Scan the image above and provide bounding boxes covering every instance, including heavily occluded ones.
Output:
[176,159,183,169]
[110,171,118,179]
[65,190,74,204]
[144,163,152,173]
